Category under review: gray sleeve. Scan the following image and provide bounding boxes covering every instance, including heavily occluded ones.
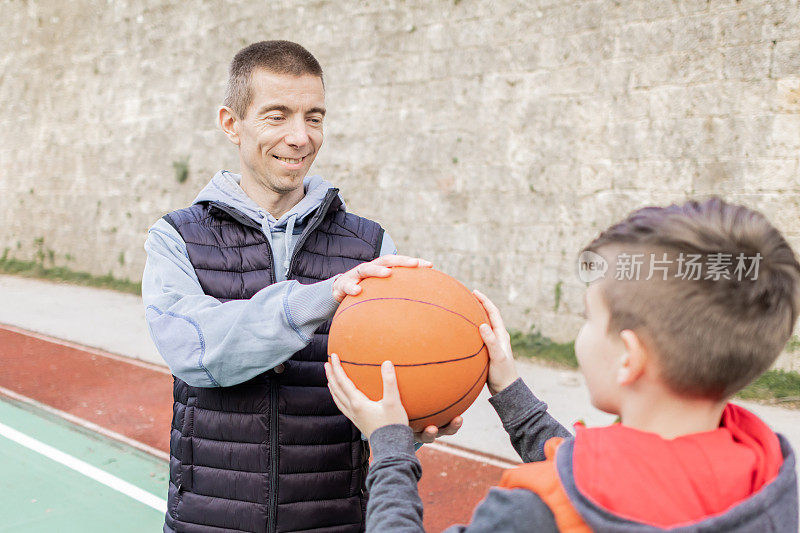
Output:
[142,218,340,387]
[442,488,558,533]
[488,378,573,462]
[366,425,425,532]
[379,231,398,256]
[366,425,558,533]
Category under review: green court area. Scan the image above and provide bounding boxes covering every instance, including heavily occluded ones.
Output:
[0,397,168,532]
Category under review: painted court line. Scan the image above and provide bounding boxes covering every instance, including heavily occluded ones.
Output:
[426,442,518,470]
[0,420,167,513]
[0,386,170,461]
[1,384,516,470]
[1,324,518,476]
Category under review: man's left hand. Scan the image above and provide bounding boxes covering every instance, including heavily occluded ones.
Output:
[413,416,463,444]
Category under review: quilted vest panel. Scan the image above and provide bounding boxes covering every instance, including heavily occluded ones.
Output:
[163,190,383,533]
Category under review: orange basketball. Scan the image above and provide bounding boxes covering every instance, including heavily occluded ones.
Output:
[328,266,489,431]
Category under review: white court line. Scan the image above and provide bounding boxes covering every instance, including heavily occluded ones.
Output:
[426,442,519,470]
[1,374,516,473]
[0,386,169,461]
[0,324,519,471]
[0,421,167,513]
[3,383,518,470]
[1,388,517,471]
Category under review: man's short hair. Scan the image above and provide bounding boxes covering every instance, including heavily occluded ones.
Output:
[223,40,323,119]
[582,197,800,399]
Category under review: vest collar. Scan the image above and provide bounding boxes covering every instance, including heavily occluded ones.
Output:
[207,188,341,231]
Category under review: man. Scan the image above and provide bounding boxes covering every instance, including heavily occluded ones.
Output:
[142,41,459,533]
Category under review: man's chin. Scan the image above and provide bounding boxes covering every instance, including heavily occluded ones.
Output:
[270,173,308,194]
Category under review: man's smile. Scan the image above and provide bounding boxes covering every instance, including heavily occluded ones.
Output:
[273,155,306,164]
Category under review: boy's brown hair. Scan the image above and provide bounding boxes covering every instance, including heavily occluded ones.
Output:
[223,40,323,119]
[582,197,800,399]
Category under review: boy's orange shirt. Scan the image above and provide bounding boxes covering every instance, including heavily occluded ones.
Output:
[570,403,783,528]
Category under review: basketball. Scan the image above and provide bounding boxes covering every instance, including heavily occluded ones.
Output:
[328,266,490,431]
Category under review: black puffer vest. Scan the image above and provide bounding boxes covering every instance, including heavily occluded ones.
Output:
[162,189,383,533]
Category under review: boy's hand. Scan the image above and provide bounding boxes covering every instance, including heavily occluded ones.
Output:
[332,255,433,303]
[325,354,409,439]
[325,354,464,441]
[473,290,519,395]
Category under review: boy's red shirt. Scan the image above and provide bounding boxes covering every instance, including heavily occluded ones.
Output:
[571,403,783,528]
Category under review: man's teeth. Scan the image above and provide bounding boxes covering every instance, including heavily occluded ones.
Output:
[276,156,303,164]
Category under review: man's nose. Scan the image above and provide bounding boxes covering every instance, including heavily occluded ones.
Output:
[284,117,310,148]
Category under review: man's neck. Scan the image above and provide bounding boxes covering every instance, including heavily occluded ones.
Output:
[240,174,306,220]
[618,386,727,440]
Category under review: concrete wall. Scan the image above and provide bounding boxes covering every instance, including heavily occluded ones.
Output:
[2,0,800,369]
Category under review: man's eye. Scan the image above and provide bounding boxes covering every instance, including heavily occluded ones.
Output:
[266,115,285,122]
[308,117,322,125]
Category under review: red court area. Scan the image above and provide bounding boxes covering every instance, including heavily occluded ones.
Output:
[0,324,511,532]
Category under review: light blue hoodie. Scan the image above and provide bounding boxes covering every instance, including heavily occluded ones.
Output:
[142,170,396,388]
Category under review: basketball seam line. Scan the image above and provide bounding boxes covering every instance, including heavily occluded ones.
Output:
[408,359,490,422]
[334,297,482,327]
[338,343,486,367]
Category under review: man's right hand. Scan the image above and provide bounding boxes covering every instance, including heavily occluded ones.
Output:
[331,255,433,303]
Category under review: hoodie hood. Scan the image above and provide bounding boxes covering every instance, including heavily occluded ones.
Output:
[193,170,345,277]
[559,403,797,531]
[193,170,344,228]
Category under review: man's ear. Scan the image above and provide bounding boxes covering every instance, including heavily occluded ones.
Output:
[617,329,647,386]
[219,106,240,145]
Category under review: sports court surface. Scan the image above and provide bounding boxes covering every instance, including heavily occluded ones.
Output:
[0,394,166,531]
[0,323,513,532]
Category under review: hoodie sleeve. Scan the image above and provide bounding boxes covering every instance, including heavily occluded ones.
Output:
[380,231,398,256]
[366,425,558,533]
[488,378,572,462]
[142,218,340,387]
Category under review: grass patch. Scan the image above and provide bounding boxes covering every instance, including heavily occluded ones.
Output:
[0,256,141,295]
[509,328,800,408]
[510,329,577,369]
[785,335,800,353]
[173,156,190,184]
[738,370,800,407]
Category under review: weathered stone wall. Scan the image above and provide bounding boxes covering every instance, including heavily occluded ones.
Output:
[2,0,800,369]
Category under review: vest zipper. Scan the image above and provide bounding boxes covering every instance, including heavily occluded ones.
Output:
[266,241,277,533]
[268,189,335,532]
[267,234,277,532]
[211,195,336,532]
[253,208,277,533]
[286,189,339,275]
[267,377,279,532]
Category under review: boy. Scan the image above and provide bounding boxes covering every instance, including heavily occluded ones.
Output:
[325,197,799,532]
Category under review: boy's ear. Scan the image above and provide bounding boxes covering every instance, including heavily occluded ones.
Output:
[617,329,647,385]
[219,106,241,145]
